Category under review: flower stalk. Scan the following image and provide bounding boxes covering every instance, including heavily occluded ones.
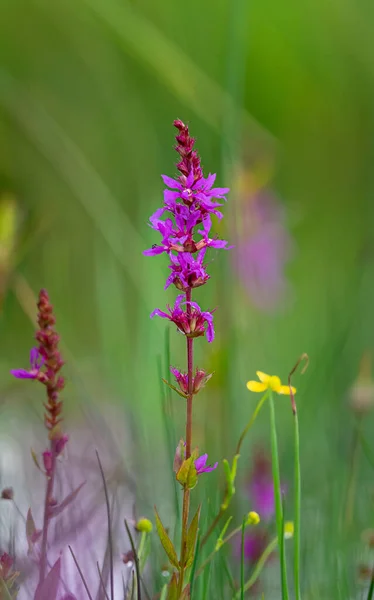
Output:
[145,120,229,597]
[11,289,67,585]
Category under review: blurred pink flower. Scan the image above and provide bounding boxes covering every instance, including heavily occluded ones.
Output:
[248,447,286,521]
[233,191,293,311]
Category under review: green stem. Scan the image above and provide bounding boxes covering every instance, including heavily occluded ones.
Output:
[234,538,278,598]
[294,412,301,600]
[235,390,269,455]
[240,517,245,600]
[196,524,246,578]
[201,391,270,549]
[269,391,289,600]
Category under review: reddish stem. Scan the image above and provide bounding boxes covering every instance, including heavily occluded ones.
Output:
[185,288,193,459]
[39,441,56,585]
[178,287,194,597]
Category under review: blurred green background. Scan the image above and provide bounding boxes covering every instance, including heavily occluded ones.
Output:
[1,0,374,596]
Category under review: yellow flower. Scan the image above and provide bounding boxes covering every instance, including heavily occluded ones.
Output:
[246,371,296,395]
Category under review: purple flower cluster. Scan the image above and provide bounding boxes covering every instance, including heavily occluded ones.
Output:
[144,120,230,342]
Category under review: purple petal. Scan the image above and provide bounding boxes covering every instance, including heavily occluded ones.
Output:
[10,369,37,380]
[188,300,202,312]
[29,347,39,367]
[203,173,216,189]
[208,239,229,249]
[186,170,195,188]
[194,454,208,472]
[174,294,185,310]
[149,207,166,226]
[203,313,215,343]
[162,175,182,190]
[201,461,218,473]
[163,190,180,207]
[202,214,212,236]
[170,366,182,378]
[209,186,230,198]
[150,308,170,319]
[143,246,167,256]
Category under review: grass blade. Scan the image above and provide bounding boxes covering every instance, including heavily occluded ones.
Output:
[125,520,142,600]
[96,451,114,600]
[269,391,289,600]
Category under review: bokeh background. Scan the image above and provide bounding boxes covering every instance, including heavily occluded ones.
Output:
[1,0,374,597]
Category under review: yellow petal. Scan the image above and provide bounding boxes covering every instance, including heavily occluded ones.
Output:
[256,371,270,383]
[246,380,268,393]
[269,375,281,391]
[277,385,297,395]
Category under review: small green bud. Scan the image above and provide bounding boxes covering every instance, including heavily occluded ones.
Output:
[136,518,153,533]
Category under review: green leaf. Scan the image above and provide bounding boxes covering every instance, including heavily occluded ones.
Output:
[221,455,240,509]
[176,455,198,490]
[185,505,201,568]
[30,448,43,473]
[0,578,13,600]
[26,507,36,542]
[166,573,178,600]
[162,378,187,399]
[154,507,179,569]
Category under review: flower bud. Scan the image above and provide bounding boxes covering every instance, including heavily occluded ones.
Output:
[136,518,153,533]
[1,487,13,500]
[42,450,53,476]
[246,511,260,526]
[284,521,294,539]
[193,369,213,394]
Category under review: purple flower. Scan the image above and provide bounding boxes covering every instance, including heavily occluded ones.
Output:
[144,120,230,292]
[232,190,293,312]
[162,172,228,218]
[10,347,45,380]
[54,433,69,456]
[151,295,215,342]
[194,453,218,474]
[165,249,210,291]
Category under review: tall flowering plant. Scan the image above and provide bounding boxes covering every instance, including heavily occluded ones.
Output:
[144,120,230,596]
[10,290,74,598]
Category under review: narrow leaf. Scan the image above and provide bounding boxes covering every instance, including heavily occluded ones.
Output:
[185,505,201,568]
[49,482,86,518]
[34,557,61,600]
[181,584,190,599]
[30,448,43,473]
[154,508,179,569]
[0,579,13,600]
[166,573,178,600]
[162,378,187,399]
[26,508,36,542]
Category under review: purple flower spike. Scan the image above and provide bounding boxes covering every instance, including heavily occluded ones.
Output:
[195,453,218,475]
[10,347,45,380]
[144,120,230,292]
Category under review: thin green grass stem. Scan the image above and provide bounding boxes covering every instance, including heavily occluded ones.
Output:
[268,391,289,600]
